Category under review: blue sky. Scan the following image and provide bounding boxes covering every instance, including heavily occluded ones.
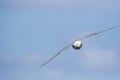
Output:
[0,0,120,80]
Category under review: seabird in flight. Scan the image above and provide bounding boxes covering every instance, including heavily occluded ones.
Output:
[40,25,119,68]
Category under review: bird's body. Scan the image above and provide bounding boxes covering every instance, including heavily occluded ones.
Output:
[72,40,82,50]
[40,25,119,68]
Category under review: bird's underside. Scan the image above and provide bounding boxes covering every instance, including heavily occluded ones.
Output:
[40,25,119,68]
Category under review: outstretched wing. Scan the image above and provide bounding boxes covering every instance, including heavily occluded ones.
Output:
[40,43,72,67]
[77,25,119,41]
[40,25,119,68]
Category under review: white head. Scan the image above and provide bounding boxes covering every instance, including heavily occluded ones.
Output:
[72,40,82,50]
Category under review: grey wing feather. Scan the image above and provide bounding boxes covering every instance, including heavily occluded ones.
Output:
[40,25,119,68]
[40,43,72,68]
[77,25,119,41]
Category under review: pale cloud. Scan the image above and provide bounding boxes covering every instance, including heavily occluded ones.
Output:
[78,45,118,69]
[25,54,41,64]
[0,46,119,69]
[25,69,88,80]
[0,54,15,64]
[17,53,45,67]
[22,69,63,80]
[41,69,63,80]
[0,50,119,80]
[0,53,43,66]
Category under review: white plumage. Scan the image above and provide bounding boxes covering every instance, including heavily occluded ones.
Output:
[40,25,119,68]
[72,40,82,50]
